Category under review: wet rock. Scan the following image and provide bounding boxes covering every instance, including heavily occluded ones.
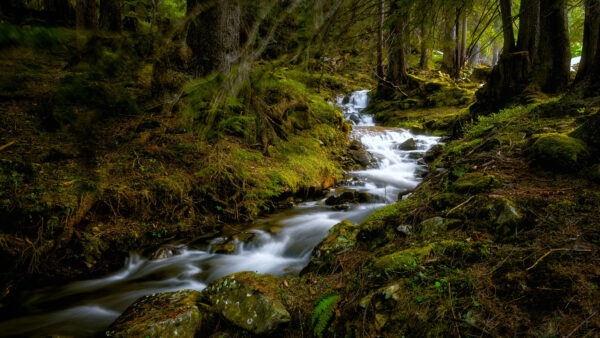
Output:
[423,144,444,163]
[106,290,215,338]
[333,203,351,211]
[532,133,589,171]
[202,272,291,335]
[349,139,363,150]
[231,232,256,243]
[397,138,416,151]
[407,152,424,160]
[325,189,371,205]
[211,241,236,254]
[349,149,373,167]
[420,217,448,237]
[150,245,183,260]
[349,114,361,124]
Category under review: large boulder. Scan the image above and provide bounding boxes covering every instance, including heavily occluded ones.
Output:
[325,189,372,205]
[349,149,373,167]
[532,133,589,171]
[202,272,291,335]
[397,138,417,151]
[106,290,215,338]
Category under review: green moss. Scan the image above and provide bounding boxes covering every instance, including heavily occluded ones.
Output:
[431,193,463,210]
[372,240,489,273]
[532,133,589,171]
[451,173,498,193]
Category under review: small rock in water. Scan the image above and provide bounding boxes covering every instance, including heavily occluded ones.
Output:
[150,245,183,260]
[349,149,373,167]
[398,138,417,151]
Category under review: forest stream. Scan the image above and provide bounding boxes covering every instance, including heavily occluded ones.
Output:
[0,90,439,337]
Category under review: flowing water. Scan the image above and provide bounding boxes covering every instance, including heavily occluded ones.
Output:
[0,90,440,337]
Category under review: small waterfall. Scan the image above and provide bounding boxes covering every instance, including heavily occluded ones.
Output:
[0,90,440,337]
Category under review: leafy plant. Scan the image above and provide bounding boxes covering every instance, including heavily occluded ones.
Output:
[311,294,340,338]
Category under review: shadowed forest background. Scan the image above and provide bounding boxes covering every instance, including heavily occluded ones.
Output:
[1,0,600,336]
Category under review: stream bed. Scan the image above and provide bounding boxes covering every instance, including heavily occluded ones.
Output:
[0,90,439,337]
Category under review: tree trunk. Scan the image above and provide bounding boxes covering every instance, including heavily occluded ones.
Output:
[187,0,241,76]
[536,0,570,93]
[419,20,430,70]
[516,0,540,63]
[44,0,75,26]
[100,0,121,33]
[459,11,468,69]
[575,0,600,82]
[499,0,515,52]
[442,16,457,75]
[376,0,385,87]
[469,43,480,67]
[388,15,409,87]
[76,0,98,31]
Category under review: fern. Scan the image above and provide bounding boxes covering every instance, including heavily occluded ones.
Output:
[311,294,340,338]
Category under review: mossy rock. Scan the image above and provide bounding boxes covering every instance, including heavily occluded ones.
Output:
[202,272,291,335]
[532,133,589,171]
[451,173,498,194]
[431,193,462,210]
[106,290,216,338]
[310,220,359,266]
[372,240,489,273]
[569,113,600,150]
[419,217,448,237]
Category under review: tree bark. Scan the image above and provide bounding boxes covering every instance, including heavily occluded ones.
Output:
[419,20,430,70]
[442,15,457,75]
[536,0,570,93]
[187,0,241,76]
[575,0,600,83]
[44,0,75,26]
[376,0,385,86]
[459,10,468,69]
[499,0,515,52]
[387,15,409,87]
[76,0,98,32]
[100,0,121,33]
[516,0,540,63]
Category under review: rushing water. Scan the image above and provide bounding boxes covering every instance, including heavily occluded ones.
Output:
[0,90,439,337]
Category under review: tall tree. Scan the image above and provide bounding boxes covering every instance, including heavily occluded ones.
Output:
[536,0,570,93]
[499,0,515,52]
[376,0,385,88]
[187,0,242,76]
[76,0,98,31]
[516,0,540,63]
[386,1,410,88]
[575,0,600,83]
[99,0,121,33]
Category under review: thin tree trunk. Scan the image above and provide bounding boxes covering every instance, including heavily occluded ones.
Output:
[76,0,98,32]
[499,0,515,52]
[442,15,457,75]
[460,11,468,68]
[470,43,480,67]
[419,20,430,70]
[536,0,570,93]
[376,0,385,85]
[100,0,121,33]
[575,0,600,82]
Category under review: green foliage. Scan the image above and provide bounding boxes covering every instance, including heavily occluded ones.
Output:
[0,24,71,50]
[311,294,340,338]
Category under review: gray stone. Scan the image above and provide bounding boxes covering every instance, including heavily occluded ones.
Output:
[398,138,417,151]
[420,217,447,237]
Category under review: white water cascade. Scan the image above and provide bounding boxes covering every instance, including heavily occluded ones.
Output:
[0,90,440,337]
